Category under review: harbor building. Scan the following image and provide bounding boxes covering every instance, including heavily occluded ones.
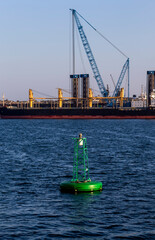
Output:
[80,74,89,107]
[150,89,155,107]
[70,74,80,107]
[70,74,89,107]
[81,74,89,99]
[146,71,155,106]
[131,98,146,108]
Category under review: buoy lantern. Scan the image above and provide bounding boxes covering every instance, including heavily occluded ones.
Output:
[60,134,102,193]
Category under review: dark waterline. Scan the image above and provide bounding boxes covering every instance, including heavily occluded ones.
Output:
[0,119,154,239]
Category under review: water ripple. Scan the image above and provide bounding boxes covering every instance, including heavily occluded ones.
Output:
[0,119,154,239]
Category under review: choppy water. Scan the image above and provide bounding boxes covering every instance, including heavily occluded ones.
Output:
[0,119,154,240]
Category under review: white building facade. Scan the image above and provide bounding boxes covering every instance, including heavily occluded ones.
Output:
[131,99,146,108]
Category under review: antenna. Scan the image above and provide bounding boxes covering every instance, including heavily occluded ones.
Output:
[2,93,5,107]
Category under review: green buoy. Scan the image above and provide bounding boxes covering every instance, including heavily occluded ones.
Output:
[60,134,102,193]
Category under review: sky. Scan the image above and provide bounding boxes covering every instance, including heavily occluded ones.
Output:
[0,0,155,100]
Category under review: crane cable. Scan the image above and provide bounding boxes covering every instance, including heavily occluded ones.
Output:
[32,89,55,98]
[76,10,128,59]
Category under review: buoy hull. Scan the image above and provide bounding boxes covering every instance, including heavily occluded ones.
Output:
[60,181,102,193]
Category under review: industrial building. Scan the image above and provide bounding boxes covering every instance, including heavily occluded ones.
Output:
[131,98,146,108]
[146,71,155,107]
[70,74,89,107]
[150,89,155,107]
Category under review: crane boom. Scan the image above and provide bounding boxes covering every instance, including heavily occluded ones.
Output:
[71,9,108,97]
[112,58,129,97]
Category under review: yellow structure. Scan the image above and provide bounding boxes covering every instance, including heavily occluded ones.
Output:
[29,89,33,108]
[28,87,126,109]
[58,88,63,108]
[89,88,93,108]
[120,88,124,108]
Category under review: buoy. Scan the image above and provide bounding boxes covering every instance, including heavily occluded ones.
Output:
[60,133,102,193]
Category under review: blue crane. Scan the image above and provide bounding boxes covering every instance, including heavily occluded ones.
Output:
[70,9,108,97]
[112,58,129,97]
[70,9,129,99]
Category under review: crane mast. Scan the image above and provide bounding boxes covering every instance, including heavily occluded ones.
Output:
[112,58,129,97]
[71,9,108,97]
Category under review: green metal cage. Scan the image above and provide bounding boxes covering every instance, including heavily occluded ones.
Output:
[71,137,91,182]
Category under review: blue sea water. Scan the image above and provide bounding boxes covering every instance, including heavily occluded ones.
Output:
[0,119,154,240]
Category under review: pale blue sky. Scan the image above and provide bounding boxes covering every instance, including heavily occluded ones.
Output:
[0,0,155,100]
